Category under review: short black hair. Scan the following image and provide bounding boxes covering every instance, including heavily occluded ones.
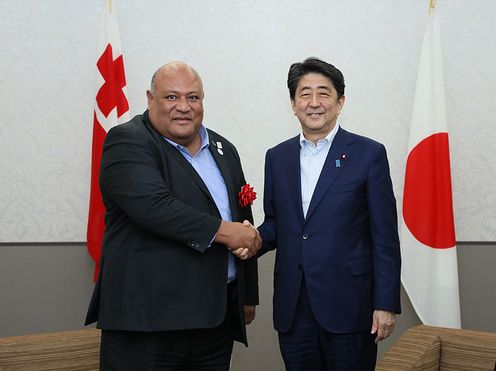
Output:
[287,57,345,100]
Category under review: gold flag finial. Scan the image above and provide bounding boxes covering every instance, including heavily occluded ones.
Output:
[429,0,436,9]
[108,0,112,13]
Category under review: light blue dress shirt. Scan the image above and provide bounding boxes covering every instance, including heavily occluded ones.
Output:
[300,124,340,218]
[164,126,236,282]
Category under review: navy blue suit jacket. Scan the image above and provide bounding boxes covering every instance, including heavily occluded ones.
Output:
[258,127,401,333]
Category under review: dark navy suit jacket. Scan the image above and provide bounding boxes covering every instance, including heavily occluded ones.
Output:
[258,127,401,333]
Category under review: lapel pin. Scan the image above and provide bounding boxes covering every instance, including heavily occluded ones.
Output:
[211,140,223,155]
[216,141,224,155]
[335,159,341,168]
[341,154,347,160]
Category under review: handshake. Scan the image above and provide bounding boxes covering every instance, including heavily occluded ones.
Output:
[215,220,262,260]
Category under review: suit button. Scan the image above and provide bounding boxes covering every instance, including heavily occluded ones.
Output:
[302,234,309,240]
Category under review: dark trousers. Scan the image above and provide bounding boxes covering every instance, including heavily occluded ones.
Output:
[278,281,377,371]
[100,284,239,371]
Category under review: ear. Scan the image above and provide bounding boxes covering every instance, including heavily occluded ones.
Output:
[290,99,297,115]
[146,90,154,107]
[337,95,346,115]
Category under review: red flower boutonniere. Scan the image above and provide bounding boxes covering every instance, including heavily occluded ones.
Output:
[238,183,257,208]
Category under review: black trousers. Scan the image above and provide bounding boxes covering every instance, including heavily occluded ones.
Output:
[100,283,240,371]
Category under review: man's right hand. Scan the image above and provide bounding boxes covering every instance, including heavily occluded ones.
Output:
[215,220,261,259]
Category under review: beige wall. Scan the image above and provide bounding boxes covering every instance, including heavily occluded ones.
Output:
[1,1,496,245]
[0,242,494,370]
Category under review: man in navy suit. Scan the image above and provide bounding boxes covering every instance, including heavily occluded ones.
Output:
[86,62,260,370]
[258,57,401,370]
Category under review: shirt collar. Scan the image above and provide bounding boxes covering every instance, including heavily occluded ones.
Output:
[163,125,210,152]
[299,123,340,148]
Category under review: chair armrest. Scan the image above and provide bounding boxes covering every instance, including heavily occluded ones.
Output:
[376,325,440,371]
[434,326,496,370]
[0,328,100,370]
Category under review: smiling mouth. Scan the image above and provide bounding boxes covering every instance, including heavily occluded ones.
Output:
[173,117,192,122]
[308,113,323,118]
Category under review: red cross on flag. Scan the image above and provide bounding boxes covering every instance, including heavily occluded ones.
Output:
[400,4,461,328]
[87,0,130,282]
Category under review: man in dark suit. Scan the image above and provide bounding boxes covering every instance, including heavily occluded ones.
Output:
[85,62,260,370]
[257,57,401,371]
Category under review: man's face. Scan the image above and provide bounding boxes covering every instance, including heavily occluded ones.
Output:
[146,65,204,148]
[291,72,345,141]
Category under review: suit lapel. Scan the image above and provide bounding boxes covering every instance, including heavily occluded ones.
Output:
[304,128,353,223]
[208,134,238,218]
[158,137,218,211]
[286,136,305,223]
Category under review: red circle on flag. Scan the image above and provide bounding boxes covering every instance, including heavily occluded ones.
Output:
[403,133,456,249]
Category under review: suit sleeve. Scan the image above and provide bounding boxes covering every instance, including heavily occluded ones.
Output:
[367,144,402,313]
[100,125,221,252]
[257,150,278,256]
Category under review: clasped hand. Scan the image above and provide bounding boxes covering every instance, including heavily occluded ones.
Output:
[215,220,262,260]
